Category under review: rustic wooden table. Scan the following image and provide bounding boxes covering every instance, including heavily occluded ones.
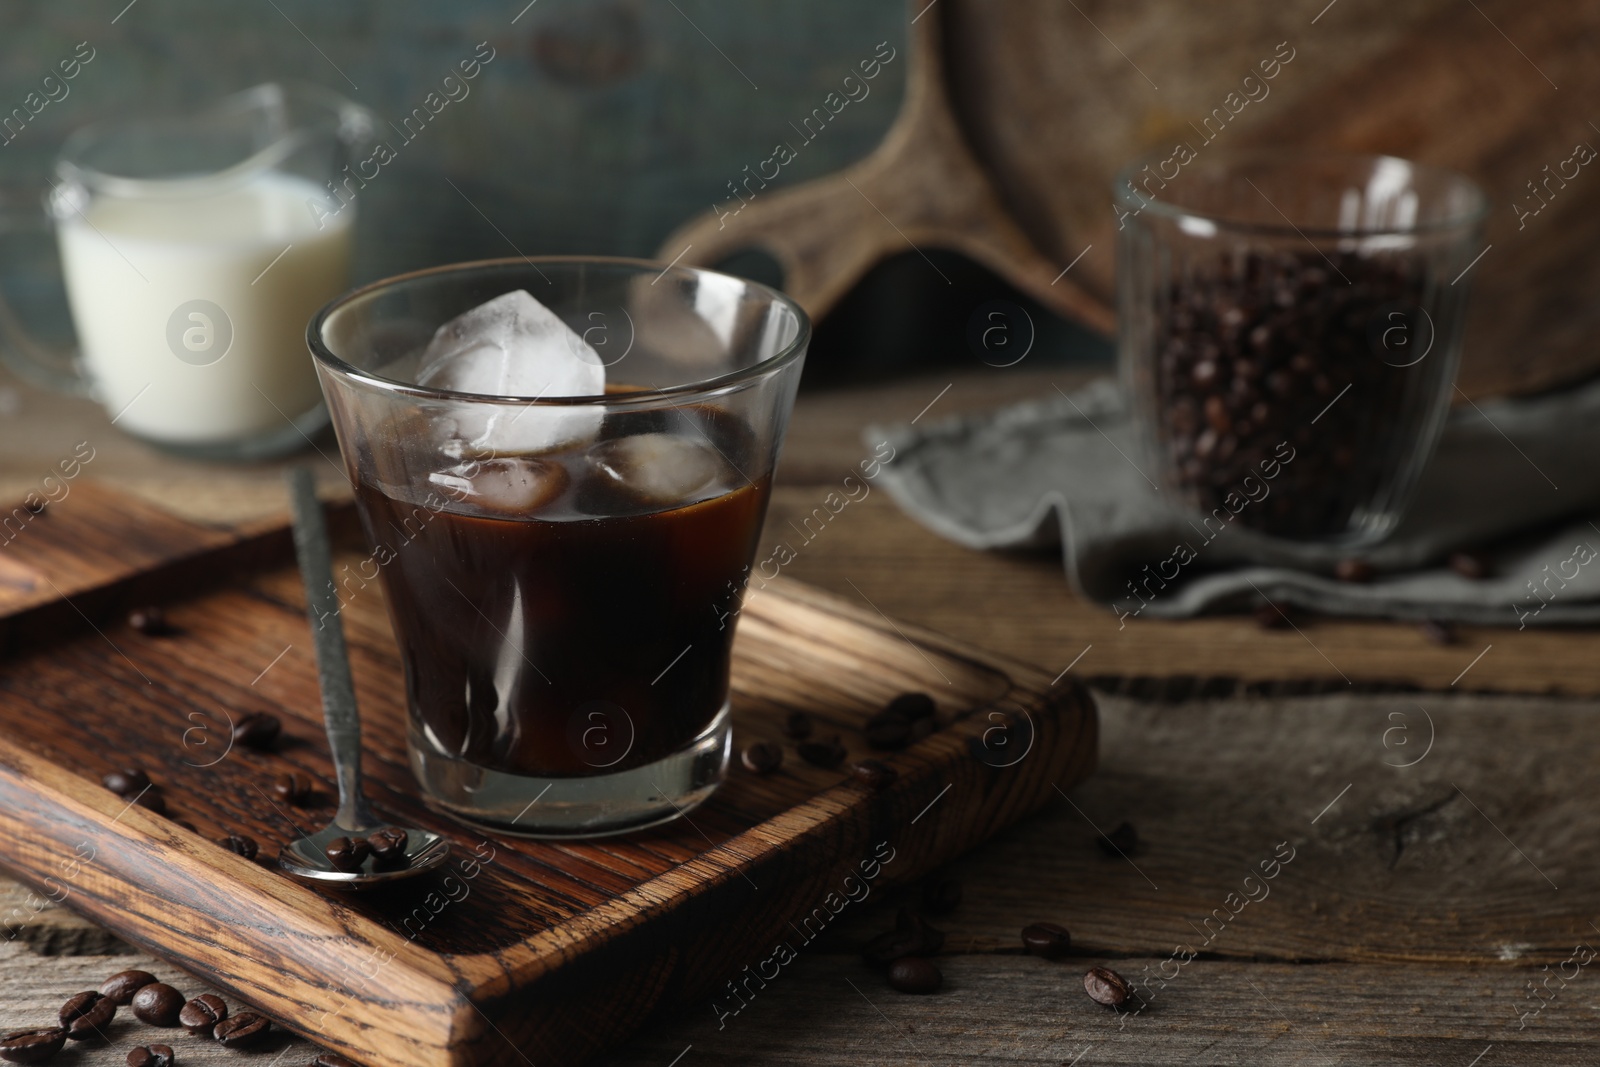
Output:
[2,363,1595,1065]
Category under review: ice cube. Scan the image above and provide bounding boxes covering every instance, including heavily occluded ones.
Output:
[590,433,730,505]
[417,290,604,454]
[429,457,569,515]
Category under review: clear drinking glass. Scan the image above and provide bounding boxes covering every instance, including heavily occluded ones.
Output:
[0,83,373,460]
[1115,149,1487,546]
[309,257,808,837]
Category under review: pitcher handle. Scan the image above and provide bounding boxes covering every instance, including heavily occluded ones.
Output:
[0,186,89,396]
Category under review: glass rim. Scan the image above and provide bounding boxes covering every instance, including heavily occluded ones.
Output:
[56,82,371,201]
[1111,147,1489,239]
[306,255,812,410]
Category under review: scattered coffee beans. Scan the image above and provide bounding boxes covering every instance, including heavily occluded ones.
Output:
[922,878,962,916]
[312,1054,359,1067]
[1020,921,1072,959]
[178,994,228,1037]
[0,1028,67,1064]
[863,711,911,751]
[1097,821,1139,858]
[884,692,936,722]
[887,956,942,994]
[133,791,167,815]
[325,836,371,872]
[128,608,175,637]
[270,772,313,806]
[740,741,783,774]
[782,711,813,740]
[131,983,185,1027]
[850,759,896,790]
[796,738,845,770]
[1449,551,1489,579]
[232,712,282,750]
[102,768,151,797]
[213,1012,271,1049]
[1420,619,1455,645]
[219,834,258,860]
[1083,966,1132,1009]
[1149,250,1436,540]
[1252,601,1293,630]
[58,991,115,1040]
[127,1045,174,1067]
[863,911,944,966]
[99,969,158,1005]
[367,828,409,863]
[1334,558,1375,584]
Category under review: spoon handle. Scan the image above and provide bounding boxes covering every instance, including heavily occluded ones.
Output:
[287,467,373,832]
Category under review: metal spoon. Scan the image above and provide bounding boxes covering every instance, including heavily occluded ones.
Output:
[277,467,449,889]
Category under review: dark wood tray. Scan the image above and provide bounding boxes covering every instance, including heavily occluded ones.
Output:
[0,481,1096,1067]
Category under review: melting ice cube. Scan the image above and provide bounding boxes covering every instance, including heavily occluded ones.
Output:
[417,290,604,454]
[429,457,569,516]
[590,433,730,506]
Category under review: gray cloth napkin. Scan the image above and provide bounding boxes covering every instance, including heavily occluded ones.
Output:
[867,377,1600,626]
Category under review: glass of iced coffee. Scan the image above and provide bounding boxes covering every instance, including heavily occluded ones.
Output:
[308,258,808,837]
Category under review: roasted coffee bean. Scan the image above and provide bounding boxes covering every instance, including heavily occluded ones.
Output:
[366,828,409,862]
[863,912,944,966]
[1334,558,1375,584]
[213,1012,270,1049]
[740,741,783,774]
[0,1028,68,1064]
[59,990,115,1040]
[219,834,258,860]
[311,1055,360,1067]
[908,716,935,742]
[128,607,175,636]
[232,712,282,750]
[1097,821,1139,857]
[850,759,896,790]
[102,768,151,796]
[22,498,46,516]
[796,738,845,770]
[887,956,942,994]
[325,836,371,871]
[270,772,313,805]
[884,692,936,722]
[1020,921,1072,959]
[1149,250,1434,539]
[1449,551,1489,579]
[99,969,158,1005]
[1253,601,1293,630]
[922,878,962,915]
[863,712,911,751]
[131,983,186,1027]
[781,711,813,740]
[1420,619,1456,645]
[1084,966,1132,1009]
[127,1045,175,1067]
[133,790,167,815]
[178,994,228,1036]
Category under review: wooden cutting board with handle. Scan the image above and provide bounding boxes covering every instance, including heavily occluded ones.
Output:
[0,480,1095,1067]
[664,0,1600,400]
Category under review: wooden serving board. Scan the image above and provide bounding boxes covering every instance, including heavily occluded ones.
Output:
[0,480,1095,1067]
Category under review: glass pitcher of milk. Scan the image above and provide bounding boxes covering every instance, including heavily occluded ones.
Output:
[0,83,373,459]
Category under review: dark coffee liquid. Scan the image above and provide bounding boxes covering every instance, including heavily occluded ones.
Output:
[354,432,768,778]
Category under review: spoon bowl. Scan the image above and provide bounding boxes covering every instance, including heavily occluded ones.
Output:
[278,823,451,889]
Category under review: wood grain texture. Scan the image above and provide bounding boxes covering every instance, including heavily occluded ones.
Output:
[669,0,1600,399]
[0,485,1096,1067]
[10,688,1600,1066]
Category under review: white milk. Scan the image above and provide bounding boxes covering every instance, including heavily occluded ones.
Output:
[57,171,352,445]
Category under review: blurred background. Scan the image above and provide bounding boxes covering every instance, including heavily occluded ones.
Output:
[0,0,1109,395]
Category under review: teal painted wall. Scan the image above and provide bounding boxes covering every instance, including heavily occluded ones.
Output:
[0,0,905,281]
